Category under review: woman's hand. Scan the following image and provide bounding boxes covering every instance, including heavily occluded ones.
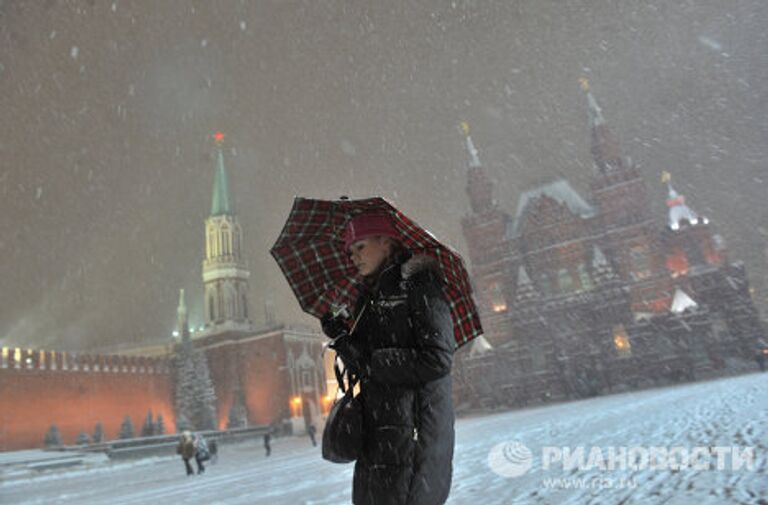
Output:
[330,332,370,378]
[321,311,348,339]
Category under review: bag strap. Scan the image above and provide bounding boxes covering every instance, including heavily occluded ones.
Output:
[333,358,360,395]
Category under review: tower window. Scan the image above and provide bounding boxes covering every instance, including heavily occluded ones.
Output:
[539,273,552,297]
[577,264,593,291]
[301,370,312,389]
[530,340,546,370]
[629,245,652,280]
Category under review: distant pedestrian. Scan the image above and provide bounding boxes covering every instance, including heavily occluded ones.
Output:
[264,432,272,457]
[193,433,209,474]
[756,350,766,372]
[307,424,317,447]
[208,439,219,464]
[176,431,196,476]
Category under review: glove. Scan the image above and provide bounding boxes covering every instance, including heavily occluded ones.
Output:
[329,332,370,378]
[321,311,349,339]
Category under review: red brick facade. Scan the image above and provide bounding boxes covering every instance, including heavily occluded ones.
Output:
[0,350,174,451]
[0,327,328,451]
[454,89,765,411]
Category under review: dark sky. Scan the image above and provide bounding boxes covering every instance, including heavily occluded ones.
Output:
[1,0,766,352]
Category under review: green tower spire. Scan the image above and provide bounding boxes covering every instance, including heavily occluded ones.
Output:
[211,132,234,216]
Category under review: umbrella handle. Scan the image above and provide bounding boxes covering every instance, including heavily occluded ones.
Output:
[321,302,367,359]
[349,301,368,335]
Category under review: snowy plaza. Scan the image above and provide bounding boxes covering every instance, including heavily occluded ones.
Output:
[2,2,768,505]
[2,372,766,505]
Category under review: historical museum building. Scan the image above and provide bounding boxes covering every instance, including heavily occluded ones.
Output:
[453,82,765,410]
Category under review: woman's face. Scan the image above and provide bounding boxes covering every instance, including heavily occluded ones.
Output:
[348,236,391,277]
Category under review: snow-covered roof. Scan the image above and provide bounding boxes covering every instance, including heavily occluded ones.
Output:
[670,288,698,314]
[508,180,596,237]
[592,246,609,269]
[712,234,726,250]
[465,135,482,169]
[469,335,493,357]
[518,265,532,286]
[587,91,606,128]
[634,311,655,322]
[667,184,705,231]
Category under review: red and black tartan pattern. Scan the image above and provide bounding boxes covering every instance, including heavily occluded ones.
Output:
[270,196,484,348]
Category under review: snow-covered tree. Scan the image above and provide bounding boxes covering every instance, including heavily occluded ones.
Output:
[119,415,135,439]
[43,425,61,447]
[141,410,154,437]
[227,389,248,428]
[155,414,165,435]
[92,422,104,443]
[174,328,218,432]
[76,432,91,445]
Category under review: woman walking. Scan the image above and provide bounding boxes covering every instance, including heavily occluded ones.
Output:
[321,212,456,505]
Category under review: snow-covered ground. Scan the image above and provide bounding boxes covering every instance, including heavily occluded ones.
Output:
[1,372,766,505]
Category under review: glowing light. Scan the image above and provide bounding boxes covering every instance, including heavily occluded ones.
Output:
[213,131,225,144]
[172,331,179,337]
[291,396,302,406]
[612,325,632,357]
[492,303,507,313]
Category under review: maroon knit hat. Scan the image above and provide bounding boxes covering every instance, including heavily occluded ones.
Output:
[342,212,401,251]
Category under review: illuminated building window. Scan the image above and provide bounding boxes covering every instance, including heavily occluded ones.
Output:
[629,246,652,280]
[488,281,507,313]
[558,268,574,293]
[612,324,631,357]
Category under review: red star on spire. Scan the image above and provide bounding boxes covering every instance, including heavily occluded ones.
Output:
[213,131,225,144]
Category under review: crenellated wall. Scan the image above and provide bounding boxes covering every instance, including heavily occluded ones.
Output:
[0,347,175,451]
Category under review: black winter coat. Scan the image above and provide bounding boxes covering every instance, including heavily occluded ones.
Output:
[348,249,455,505]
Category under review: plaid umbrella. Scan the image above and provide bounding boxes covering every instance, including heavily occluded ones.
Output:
[269,196,484,349]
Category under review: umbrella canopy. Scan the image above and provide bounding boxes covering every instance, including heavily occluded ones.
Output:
[270,196,484,349]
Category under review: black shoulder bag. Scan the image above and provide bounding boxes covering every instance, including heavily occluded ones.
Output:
[321,359,363,463]
[321,302,368,463]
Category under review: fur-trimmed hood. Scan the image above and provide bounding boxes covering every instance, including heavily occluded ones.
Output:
[401,253,440,280]
[356,251,442,293]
